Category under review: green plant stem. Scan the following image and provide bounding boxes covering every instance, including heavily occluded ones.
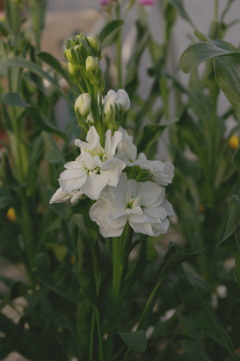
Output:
[91,244,103,361]
[94,307,103,361]
[107,224,131,360]
[89,313,95,361]
[214,0,219,22]
[116,4,122,88]
[122,274,166,361]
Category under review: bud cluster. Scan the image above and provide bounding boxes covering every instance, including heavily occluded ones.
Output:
[64,33,104,91]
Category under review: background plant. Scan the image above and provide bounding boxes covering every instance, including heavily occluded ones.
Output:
[0,0,240,361]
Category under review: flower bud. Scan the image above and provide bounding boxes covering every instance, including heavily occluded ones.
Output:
[87,36,101,57]
[68,62,80,83]
[116,89,131,112]
[64,48,77,64]
[74,93,92,118]
[103,89,130,115]
[86,56,102,85]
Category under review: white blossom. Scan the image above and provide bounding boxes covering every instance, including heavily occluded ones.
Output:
[50,187,83,204]
[134,153,175,186]
[116,127,137,165]
[103,89,130,116]
[90,173,174,237]
[57,126,126,200]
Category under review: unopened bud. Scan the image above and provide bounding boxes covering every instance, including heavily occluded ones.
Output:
[74,93,92,119]
[87,36,101,57]
[86,56,102,85]
[64,48,77,64]
[68,62,80,83]
[103,89,130,115]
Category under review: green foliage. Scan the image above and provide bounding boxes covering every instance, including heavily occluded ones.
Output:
[1,1,240,361]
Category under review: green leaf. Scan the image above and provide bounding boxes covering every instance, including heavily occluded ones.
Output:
[27,106,66,139]
[1,92,30,107]
[35,253,79,302]
[179,41,240,74]
[169,0,195,28]
[119,330,147,352]
[213,54,240,120]
[43,132,65,164]
[37,51,70,82]
[221,195,240,242]
[0,188,13,209]
[99,19,124,44]
[233,147,240,172]
[137,124,166,153]
[179,272,236,359]
[3,57,70,102]
[156,247,204,283]
[137,245,204,330]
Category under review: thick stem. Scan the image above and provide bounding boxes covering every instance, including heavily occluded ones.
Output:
[107,224,131,360]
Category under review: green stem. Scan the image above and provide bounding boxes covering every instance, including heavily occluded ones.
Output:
[122,276,166,361]
[214,0,219,22]
[89,313,95,361]
[94,307,104,361]
[107,224,131,360]
[116,4,122,88]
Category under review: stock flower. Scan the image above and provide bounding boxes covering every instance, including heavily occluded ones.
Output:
[103,89,130,117]
[90,173,174,237]
[134,153,174,186]
[116,128,174,185]
[116,127,137,165]
[50,187,83,204]
[54,126,126,200]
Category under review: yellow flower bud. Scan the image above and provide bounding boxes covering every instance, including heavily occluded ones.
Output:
[68,62,81,83]
[86,56,99,73]
[6,207,17,222]
[86,56,102,85]
[87,36,101,57]
[229,135,239,150]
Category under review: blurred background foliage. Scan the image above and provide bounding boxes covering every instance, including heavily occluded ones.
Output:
[0,0,240,360]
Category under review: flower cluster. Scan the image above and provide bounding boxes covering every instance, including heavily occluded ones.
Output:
[50,89,174,237]
[51,32,174,238]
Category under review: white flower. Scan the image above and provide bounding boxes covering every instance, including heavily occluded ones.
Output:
[134,153,175,186]
[74,93,91,118]
[116,127,137,165]
[90,173,174,237]
[103,89,130,116]
[50,187,83,204]
[57,126,126,200]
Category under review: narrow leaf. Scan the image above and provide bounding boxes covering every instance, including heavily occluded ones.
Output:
[169,0,195,28]
[213,54,240,120]
[233,147,240,172]
[37,51,70,82]
[99,19,123,43]
[1,92,30,107]
[119,330,147,352]
[35,253,79,301]
[221,195,240,242]
[179,272,235,359]
[27,107,66,139]
[3,57,70,102]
